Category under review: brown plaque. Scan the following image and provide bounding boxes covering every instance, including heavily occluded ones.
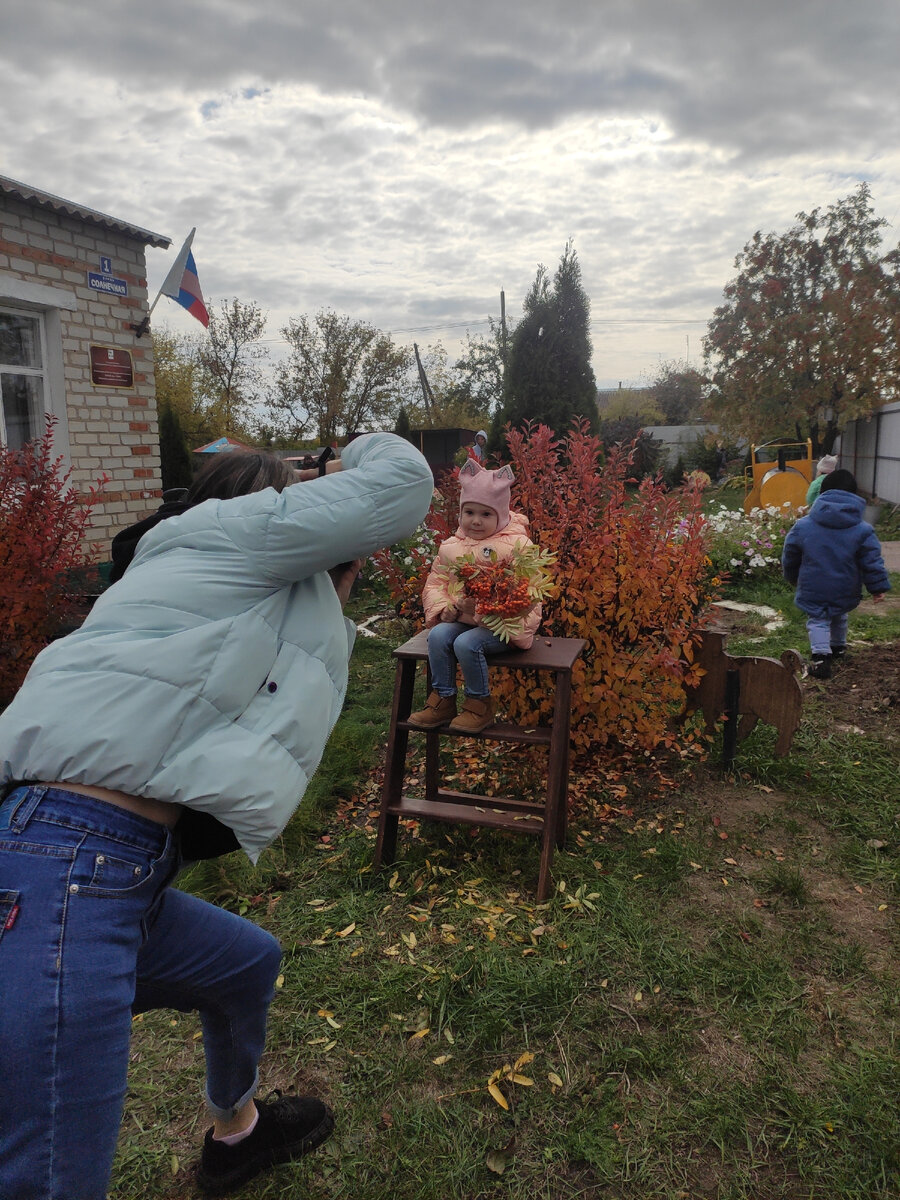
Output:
[90,345,134,389]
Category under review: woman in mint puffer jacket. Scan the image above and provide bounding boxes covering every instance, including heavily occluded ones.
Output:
[0,432,432,1200]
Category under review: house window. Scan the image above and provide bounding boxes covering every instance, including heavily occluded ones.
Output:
[0,307,48,450]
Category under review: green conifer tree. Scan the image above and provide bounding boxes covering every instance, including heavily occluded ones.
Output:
[492,243,598,447]
[158,403,194,491]
[393,406,414,442]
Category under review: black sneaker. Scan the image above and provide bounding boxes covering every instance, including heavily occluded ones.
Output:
[809,654,832,679]
[197,1091,334,1195]
[831,645,847,658]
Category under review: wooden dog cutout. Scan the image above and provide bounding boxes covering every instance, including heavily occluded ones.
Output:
[683,630,803,756]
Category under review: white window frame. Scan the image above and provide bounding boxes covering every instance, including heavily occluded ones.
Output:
[0,304,50,448]
[0,277,76,461]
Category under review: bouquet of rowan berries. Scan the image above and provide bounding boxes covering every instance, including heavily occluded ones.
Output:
[445,543,557,642]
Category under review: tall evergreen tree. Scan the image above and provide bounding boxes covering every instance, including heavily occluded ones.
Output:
[393,406,414,442]
[158,403,194,491]
[492,243,598,447]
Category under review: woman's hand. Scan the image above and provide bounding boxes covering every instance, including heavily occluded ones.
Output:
[440,606,459,622]
[328,559,363,607]
[294,460,344,483]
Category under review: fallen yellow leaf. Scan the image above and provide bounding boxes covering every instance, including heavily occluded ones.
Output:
[487,1082,509,1110]
[335,923,356,938]
[432,1054,452,1065]
[548,1072,563,1088]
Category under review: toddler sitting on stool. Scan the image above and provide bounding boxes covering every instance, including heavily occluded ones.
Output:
[408,460,542,734]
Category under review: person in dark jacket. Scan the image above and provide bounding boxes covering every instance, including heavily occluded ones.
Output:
[109,488,190,583]
[782,470,890,678]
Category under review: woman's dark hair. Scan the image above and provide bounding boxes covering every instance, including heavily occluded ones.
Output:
[186,451,296,504]
[821,468,858,495]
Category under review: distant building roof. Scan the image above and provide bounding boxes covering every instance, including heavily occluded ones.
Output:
[0,174,170,248]
[193,436,255,454]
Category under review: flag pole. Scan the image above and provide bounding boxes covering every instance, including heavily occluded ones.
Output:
[130,228,197,338]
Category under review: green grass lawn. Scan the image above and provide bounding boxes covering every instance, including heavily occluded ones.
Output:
[115,572,899,1200]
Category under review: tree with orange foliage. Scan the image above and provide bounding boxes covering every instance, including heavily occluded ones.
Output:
[704,184,900,455]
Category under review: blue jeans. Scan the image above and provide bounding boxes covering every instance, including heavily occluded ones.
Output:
[806,611,849,656]
[427,621,509,698]
[0,785,282,1200]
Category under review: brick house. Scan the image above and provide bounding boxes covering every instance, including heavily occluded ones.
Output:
[0,175,169,554]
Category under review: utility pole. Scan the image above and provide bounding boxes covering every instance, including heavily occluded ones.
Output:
[500,289,508,370]
[413,342,435,414]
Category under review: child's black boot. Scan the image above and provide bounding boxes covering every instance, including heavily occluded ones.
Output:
[809,653,832,679]
[831,644,846,658]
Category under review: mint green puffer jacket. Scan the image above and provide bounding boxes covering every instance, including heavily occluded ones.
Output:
[0,433,433,860]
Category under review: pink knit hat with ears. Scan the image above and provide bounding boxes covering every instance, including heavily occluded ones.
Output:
[458,459,514,532]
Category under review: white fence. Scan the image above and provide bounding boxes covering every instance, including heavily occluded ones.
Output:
[840,402,900,506]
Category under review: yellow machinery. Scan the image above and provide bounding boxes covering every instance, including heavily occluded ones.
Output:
[743,439,813,514]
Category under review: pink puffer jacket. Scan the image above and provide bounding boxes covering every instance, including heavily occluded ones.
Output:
[421,511,542,649]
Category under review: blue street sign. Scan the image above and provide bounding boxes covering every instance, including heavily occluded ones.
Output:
[87,272,128,298]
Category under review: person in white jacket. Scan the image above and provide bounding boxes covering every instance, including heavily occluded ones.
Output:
[0,432,432,1199]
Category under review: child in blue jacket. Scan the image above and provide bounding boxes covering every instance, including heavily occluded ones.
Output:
[782,470,890,678]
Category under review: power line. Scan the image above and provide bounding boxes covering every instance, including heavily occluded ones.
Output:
[255,313,709,346]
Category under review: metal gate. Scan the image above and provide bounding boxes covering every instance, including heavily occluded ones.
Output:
[840,402,900,505]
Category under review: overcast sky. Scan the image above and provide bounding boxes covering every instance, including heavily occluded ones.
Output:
[4,0,900,388]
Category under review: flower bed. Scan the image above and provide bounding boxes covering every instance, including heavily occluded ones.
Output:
[704,502,796,581]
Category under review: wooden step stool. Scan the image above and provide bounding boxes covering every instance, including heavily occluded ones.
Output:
[373,630,586,901]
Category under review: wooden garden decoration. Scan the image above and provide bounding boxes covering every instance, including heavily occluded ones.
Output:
[683,629,804,760]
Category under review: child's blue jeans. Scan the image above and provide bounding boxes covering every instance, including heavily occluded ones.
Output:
[0,785,282,1200]
[427,621,509,698]
[806,611,849,656]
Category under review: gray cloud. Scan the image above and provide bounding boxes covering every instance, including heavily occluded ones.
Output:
[8,0,900,156]
[3,1,900,386]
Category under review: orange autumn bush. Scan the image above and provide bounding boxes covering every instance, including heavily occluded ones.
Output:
[375,422,713,759]
[498,421,711,754]
[0,418,105,706]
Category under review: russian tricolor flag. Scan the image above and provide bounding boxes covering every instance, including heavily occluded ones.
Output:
[160,228,209,328]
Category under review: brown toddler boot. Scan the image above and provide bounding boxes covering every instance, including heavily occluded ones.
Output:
[448,695,495,734]
[407,691,457,728]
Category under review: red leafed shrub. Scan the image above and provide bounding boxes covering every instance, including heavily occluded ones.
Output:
[0,418,106,705]
[375,421,714,759]
[497,421,712,754]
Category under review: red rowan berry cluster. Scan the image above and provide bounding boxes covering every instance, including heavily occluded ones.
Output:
[455,561,533,617]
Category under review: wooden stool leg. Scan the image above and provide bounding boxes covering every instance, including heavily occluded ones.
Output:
[536,668,574,901]
[423,662,440,804]
[374,657,416,869]
[553,670,573,850]
[425,730,440,803]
